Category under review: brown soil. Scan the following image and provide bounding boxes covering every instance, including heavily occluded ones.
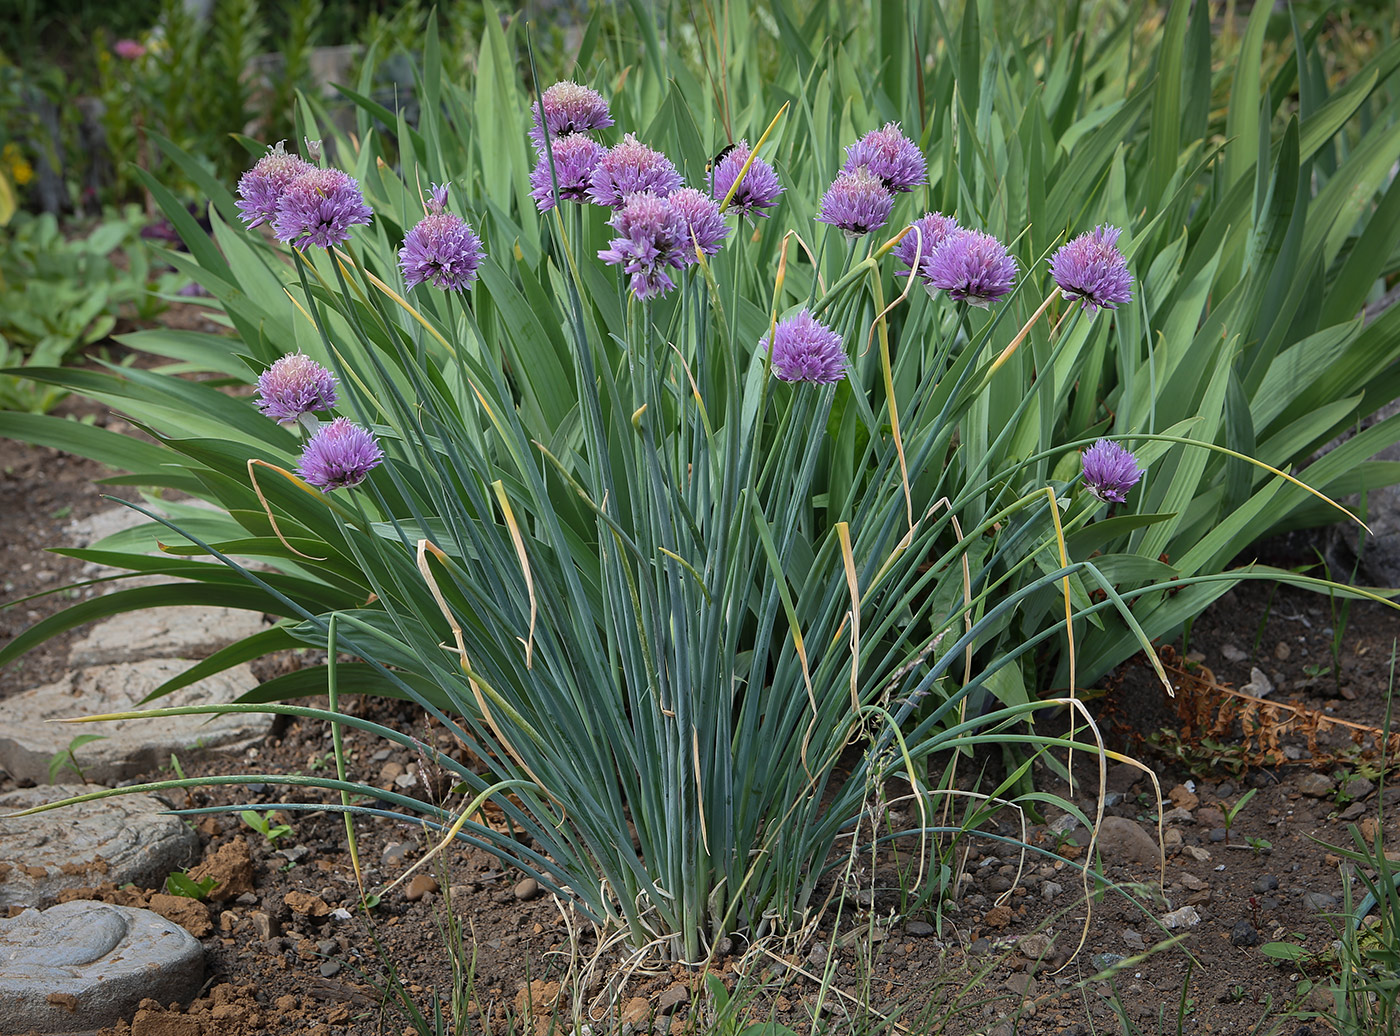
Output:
[2,343,1396,1035]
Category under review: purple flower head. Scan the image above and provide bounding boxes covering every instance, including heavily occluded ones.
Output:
[530,81,614,145]
[427,182,449,214]
[597,192,688,300]
[764,309,847,385]
[843,122,926,193]
[892,212,960,277]
[399,212,485,291]
[272,167,373,250]
[530,133,607,211]
[712,140,784,218]
[1081,439,1144,504]
[114,38,146,60]
[236,142,314,228]
[923,230,1017,307]
[256,353,338,424]
[1050,225,1134,315]
[667,187,729,265]
[297,418,383,491]
[587,134,684,208]
[817,167,893,238]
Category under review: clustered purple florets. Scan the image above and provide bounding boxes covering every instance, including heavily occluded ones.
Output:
[531,81,614,145]
[843,122,925,193]
[399,212,486,291]
[597,192,690,301]
[765,309,848,385]
[921,229,1018,307]
[1050,225,1134,314]
[530,133,607,211]
[271,167,374,251]
[712,140,784,218]
[668,187,730,263]
[892,212,961,277]
[248,347,382,492]
[298,417,385,491]
[587,134,685,208]
[817,167,894,238]
[1081,439,1144,503]
[255,353,338,424]
[520,81,789,297]
[236,143,314,228]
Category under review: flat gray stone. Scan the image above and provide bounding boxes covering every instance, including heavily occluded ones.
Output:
[0,659,271,785]
[0,901,203,1033]
[68,605,266,667]
[61,504,267,668]
[0,786,200,910]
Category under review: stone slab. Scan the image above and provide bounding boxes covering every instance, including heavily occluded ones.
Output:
[0,901,203,1034]
[0,786,200,911]
[67,605,267,667]
[0,659,272,785]
[60,504,268,667]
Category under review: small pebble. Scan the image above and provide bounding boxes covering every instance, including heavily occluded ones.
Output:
[319,960,342,978]
[905,920,935,937]
[1230,921,1259,947]
[1341,777,1375,801]
[1253,875,1278,893]
[1301,892,1338,911]
[514,877,541,902]
[1296,773,1336,798]
[404,873,439,901]
[1339,801,1367,822]
[1209,828,1226,842]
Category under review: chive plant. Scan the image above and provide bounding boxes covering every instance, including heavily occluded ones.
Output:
[4,1,1400,964]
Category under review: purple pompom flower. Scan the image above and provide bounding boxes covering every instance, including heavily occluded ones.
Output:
[530,133,607,211]
[1050,225,1134,315]
[923,230,1017,307]
[843,122,926,193]
[298,417,384,491]
[236,142,314,228]
[712,140,784,218]
[816,167,893,238]
[667,187,729,264]
[892,212,960,277]
[587,134,684,208]
[272,167,373,250]
[256,352,338,424]
[597,192,688,300]
[399,211,485,291]
[764,309,847,385]
[1081,439,1144,504]
[530,81,614,145]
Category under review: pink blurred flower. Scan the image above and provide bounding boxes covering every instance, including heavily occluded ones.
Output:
[114,39,146,61]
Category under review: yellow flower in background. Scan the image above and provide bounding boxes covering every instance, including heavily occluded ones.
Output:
[3,143,33,187]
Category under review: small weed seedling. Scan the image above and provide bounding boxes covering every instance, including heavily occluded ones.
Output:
[1221,788,1257,847]
[47,734,107,784]
[165,870,219,900]
[241,809,293,845]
